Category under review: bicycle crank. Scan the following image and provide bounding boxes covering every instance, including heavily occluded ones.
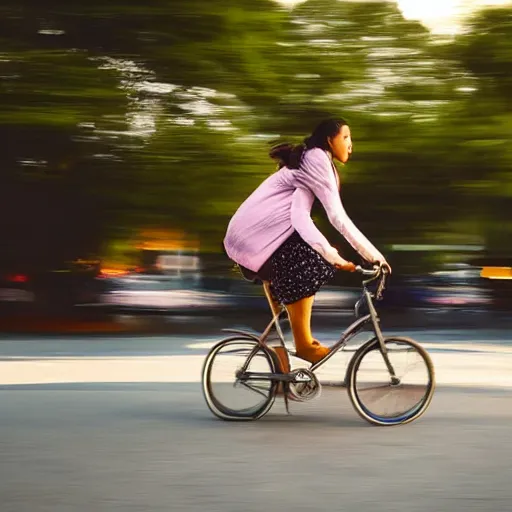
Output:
[288,368,321,402]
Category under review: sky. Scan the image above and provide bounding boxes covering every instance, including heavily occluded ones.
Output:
[276,0,512,34]
[398,0,512,34]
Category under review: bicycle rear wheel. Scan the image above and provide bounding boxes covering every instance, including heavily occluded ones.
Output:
[346,337,435,426]
[201,337,278,421]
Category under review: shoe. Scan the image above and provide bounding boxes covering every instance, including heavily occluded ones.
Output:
[295,339,330,364]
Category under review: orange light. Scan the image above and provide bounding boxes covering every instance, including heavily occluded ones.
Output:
[98,269,129,278]
[480,267,512,280]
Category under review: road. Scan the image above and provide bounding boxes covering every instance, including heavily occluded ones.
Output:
[0,330,511,511]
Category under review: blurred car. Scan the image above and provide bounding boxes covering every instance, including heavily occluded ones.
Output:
[0,259,104,313]
[423,263,491,309]
[96,270,235,313]
[94,264,360,316]
[379,263,491,311]
[0,271,35,304]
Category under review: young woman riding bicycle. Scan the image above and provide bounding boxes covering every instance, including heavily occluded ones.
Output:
[223,118,391,369]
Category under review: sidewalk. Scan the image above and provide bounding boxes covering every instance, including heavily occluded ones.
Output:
[1,340,511,389]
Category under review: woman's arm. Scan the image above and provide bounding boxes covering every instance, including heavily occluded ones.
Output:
[295,148,385,264]
[290,187,347,266]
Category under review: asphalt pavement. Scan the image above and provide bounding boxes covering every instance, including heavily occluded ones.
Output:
[0,330,511,511]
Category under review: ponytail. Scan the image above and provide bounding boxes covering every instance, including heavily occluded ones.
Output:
[269,142,306,170]
[269,117,348,170]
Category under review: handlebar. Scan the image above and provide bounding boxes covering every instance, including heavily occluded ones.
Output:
[355,264,388,300]
[356,264,390,278]
[355,264,382,278]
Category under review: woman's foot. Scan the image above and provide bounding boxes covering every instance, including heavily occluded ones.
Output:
[295,339,330,364]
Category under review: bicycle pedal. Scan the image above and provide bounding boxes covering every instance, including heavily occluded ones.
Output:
[291,368,312,383]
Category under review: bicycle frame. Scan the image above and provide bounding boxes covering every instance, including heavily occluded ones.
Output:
[223,269,399,383]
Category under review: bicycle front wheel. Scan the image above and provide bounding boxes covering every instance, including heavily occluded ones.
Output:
[201,337,278,421]
[346,337,435,426]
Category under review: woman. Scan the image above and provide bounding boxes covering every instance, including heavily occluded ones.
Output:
[224,118,391,367]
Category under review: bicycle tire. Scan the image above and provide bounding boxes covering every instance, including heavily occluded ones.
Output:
[201,336,278,421]
[346,336,435,426]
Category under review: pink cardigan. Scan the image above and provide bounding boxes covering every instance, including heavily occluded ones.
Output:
[223,147,384,272]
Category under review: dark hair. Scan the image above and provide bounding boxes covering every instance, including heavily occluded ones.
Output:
[269,118,348,169]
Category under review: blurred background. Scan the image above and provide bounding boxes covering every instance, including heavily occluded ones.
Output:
[1,0,512,334]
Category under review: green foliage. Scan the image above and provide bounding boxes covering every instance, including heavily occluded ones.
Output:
[1,0,512,266]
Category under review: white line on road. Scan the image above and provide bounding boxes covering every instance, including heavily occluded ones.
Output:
[1,350,512,389]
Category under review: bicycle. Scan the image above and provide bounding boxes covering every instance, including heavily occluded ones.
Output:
[201,265,435,426]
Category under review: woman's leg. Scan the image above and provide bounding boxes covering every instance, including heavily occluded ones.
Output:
[263,281,281,318]
[263,283,329,365]
[285,295,329,364]
[262,281,290,373]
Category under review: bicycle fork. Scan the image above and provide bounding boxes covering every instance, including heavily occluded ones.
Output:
[365,290,401,386]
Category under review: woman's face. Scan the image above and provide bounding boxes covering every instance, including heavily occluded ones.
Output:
[328,124,353,164]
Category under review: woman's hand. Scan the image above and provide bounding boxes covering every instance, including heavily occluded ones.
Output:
[376,260,392,275]
[334,259,357,272]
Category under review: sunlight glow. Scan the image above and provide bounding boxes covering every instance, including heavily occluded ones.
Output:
[276,0,512,35]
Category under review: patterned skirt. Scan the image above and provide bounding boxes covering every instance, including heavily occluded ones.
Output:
[269,232,336,305]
